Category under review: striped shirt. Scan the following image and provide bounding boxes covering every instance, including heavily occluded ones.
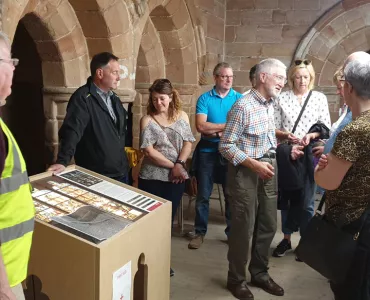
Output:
[219,89,276,166]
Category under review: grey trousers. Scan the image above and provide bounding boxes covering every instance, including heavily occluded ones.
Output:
[11,283,25,300]
[227,157,278,283]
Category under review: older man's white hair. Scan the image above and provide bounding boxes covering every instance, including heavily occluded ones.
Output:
[255,58,286,82]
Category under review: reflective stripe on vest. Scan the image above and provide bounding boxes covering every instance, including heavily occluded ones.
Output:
[0,218,34,244]
[0,132,29,194]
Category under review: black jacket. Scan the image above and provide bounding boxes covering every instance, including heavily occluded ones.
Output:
[56,77,129,178]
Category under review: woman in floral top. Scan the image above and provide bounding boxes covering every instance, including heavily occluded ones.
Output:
[139,79,195,225]
[315,56,370,300]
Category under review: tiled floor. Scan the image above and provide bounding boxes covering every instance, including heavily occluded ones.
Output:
[170,190,332,300]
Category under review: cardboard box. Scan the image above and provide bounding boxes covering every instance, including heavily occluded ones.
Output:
[25,165,172,300]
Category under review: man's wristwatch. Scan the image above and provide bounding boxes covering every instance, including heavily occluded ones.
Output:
[175,159,186,168]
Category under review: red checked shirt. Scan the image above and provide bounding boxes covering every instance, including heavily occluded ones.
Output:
[219,89,276,166]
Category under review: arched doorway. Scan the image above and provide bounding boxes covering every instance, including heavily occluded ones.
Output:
[2,17,45,176]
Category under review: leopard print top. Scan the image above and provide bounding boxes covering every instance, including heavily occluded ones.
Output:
[326,109,370,225]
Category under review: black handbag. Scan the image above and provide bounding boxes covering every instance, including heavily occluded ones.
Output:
[295,194,366,284]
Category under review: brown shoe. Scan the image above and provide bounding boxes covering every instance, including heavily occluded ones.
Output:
[250,278,284,296]
[227,281,254,300]
[188,235,204,249]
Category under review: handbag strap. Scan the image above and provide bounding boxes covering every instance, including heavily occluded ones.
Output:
[291,90,313,134]
[317,192,326,213]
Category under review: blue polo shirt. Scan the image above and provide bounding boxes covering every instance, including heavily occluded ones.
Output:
[196,87,243,152]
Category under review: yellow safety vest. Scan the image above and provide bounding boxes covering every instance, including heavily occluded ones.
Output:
[0,118,34,287]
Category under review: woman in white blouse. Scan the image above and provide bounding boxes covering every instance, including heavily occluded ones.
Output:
[273,59,331,259]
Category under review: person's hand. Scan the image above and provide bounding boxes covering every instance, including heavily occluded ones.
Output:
[170,164,187,184]
[287,132,299,144]
[253,161,275,180]
[291,145,304,160]
[312,146,324,158]
[300,133,316,146]
[317,154,328,171]
[48,164,66,174]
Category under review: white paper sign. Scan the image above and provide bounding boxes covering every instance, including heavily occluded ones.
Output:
[112,261,132,300]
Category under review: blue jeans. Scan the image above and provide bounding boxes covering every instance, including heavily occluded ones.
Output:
[112,174,129,184]
[281,178,316,235]
[194,152,231,236]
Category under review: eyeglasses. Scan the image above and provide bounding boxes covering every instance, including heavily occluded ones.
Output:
[294,59,311,66]
[217,75,235,80]
[266,73,287,84]
[0,58,19,67]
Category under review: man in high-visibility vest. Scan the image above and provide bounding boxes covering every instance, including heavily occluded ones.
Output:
[0,32,34,300]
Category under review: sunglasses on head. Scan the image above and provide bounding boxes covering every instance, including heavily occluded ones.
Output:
[294,59,312,66]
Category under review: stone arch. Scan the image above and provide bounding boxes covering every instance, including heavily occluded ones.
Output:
[2,0,90,87]
[136,18,165,84]
[293,1,370,117]
[294,1,370,87]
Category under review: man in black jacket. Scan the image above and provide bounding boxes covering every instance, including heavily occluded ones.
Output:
[48,52,129,183]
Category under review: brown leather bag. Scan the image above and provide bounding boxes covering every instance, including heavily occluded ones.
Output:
[185,176,197,197]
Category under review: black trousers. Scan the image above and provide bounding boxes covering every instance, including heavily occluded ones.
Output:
[330,214,370,300]
[138,178,185,225]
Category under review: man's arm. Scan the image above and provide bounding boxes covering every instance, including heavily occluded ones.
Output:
[49,93,90,173]
[195,114,225,135]
[0,251,15,300]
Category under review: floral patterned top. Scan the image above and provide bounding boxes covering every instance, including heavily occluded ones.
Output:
[139,118,195,182]
[326,110,370,225]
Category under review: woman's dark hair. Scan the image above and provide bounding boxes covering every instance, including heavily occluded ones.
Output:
[90,52,119,76]
[147,79,181,122]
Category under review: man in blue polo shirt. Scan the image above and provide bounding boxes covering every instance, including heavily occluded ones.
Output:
[189,62,243,249]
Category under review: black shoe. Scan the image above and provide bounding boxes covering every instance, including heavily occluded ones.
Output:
[272,239,292,257]
[170,268,175,277]
[250,278,284,296]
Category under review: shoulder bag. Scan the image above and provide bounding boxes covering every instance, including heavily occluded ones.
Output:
[295,194,369,283]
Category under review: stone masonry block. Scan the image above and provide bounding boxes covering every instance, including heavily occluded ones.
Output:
[86,38,112,58]
[206,37,224,54]
[278,0,293,9]
[233,70,249,86]
[340,29,367,53]
[226,0,254,10]
[104,1,131,36]
[240,57,261,71]
[226,42,262,56]
[327,44,347,66]
[286,10,318,25]
[196,0,215,13]
[207,15,225,41]
[235,24,257,42]
[319,61,338,86]
[224,56,241,70]
[75,11,108,38]
[241,9,273,25]
[262,43,296,56]
[42,61,65,86]
[256,25,283,43]
[226,10,241,25]
[255,0,278,9]
[282,25,308,43]
[225,26,236,42]
[272,10,286,24]
[294,0,320,10]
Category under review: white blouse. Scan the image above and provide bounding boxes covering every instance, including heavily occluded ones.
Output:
[274,90,331,140]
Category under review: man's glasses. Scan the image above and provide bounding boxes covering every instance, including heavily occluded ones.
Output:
[294,59,311,66]
[217,75,235,80]
[267,73,287,84]
[0,58,19,67]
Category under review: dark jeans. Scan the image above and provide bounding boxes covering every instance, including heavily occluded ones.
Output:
[138,178,185,225]
[111,174,129,185]
[194,151,231,237]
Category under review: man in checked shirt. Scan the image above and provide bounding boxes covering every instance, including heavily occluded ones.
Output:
[219,58,286,300]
